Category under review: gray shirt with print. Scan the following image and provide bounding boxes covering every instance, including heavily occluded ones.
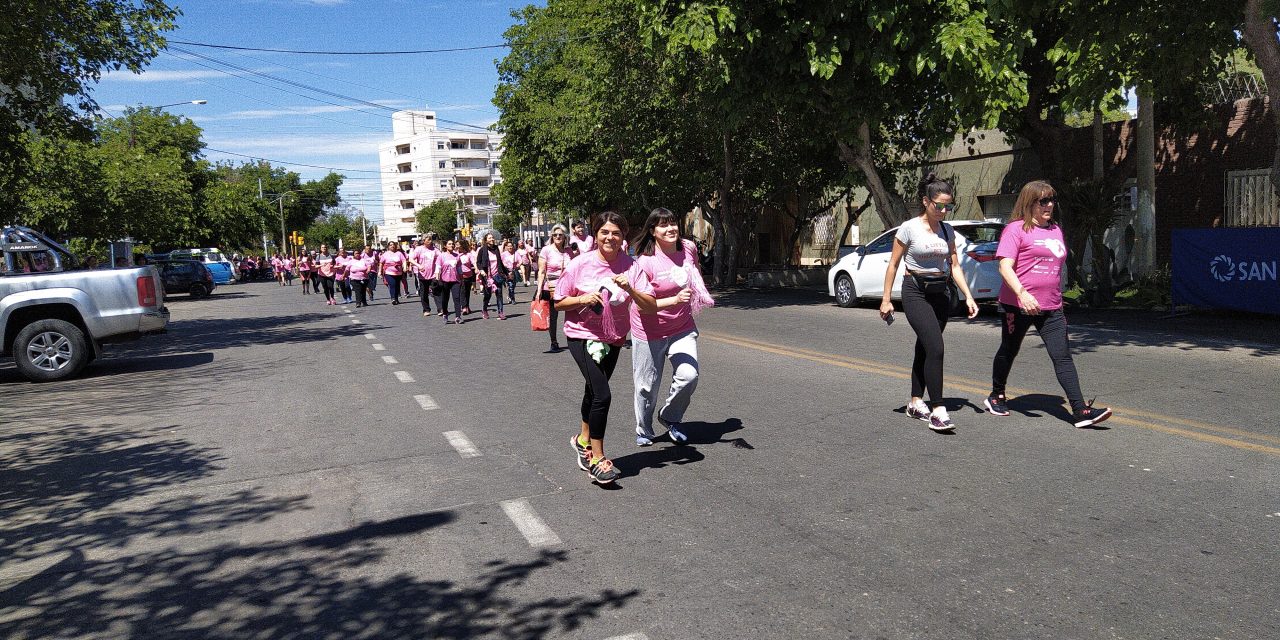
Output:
[894,217,953,273]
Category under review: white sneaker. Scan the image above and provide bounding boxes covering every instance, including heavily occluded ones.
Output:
[906,400,930,422]
[636,426,654,447]
[928,407,955,432]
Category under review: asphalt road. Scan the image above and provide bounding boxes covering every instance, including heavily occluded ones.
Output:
[2,281,1277,639]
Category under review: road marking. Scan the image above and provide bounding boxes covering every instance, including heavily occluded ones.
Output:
[394,371,414,383]
[442,430,481,458]
[343,308,351,314]
[603,634,650,640]
[382,356,398,364]
[372,343,386,351]
[500,499,561,547]
[414,394,439,410]
[350,318,361,324]
[702,330,1280,458]
[365,333,376,339]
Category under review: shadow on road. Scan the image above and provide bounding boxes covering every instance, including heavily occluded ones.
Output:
[612,418,746,478]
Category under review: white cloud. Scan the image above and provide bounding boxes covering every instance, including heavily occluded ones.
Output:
[206,132,386,159]
[190,100,413,122]
[104,69,231,83]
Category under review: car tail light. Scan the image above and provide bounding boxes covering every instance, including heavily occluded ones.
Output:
[966,250,998,263]
[137,276,157,307]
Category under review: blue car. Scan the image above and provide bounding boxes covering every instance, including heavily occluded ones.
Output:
[168,248,236,285]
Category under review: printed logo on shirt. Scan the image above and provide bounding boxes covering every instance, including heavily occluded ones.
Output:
[1034,238,1067,258]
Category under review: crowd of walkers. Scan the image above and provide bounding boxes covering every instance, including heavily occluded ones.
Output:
[257,175,1109,486]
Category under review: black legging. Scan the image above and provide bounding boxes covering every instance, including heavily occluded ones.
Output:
[539,289,560,346]
[353,278,368,307]
[320,275,336,302]
[901,277,950,405]
[312,274,321,293]
[567,338,622,440]
[461,275,475,310]
[991,304,1085,410]
[418,276,434,312]
[338,278,351,301]
[438,281,462,321]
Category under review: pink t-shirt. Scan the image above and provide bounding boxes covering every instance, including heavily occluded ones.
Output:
[630,247,697,342]
[315,254,335,277]
[570,233,595,256]
[501,250,517,271]
[283,258,294,271]
[334,255,349,280]
[481,247,502,277]
[380,251,405,276]
[298,257,311,272]
[458,251,475,277]
[347,255,371,280]
[539,246,571,283]
[436,251,460,283]
[515,248,529,265]
[555,250,649,344]
[413,247,439,279]
[996,222,1067,311]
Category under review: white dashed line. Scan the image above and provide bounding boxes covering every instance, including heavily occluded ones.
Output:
[350,319,361,324]
[394,371,414,383]
[343,308,352,314]
[604,634,650,640]
[372,343,386,351]
[500,499,561,547]
[443,430,481,458]
[365,333,376,340]
[382,356,399,365]
[414,394,439,411]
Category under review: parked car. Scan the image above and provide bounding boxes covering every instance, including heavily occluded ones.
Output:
[168,248,236,284]
[827,220,1004,307]
[153,259,216,299]
[1,225,169,382]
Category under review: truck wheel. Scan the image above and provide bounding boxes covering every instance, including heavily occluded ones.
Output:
[189,283,208,298]
[13,319,89,382]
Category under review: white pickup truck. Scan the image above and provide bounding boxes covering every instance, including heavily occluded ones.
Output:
[1,226,170,382]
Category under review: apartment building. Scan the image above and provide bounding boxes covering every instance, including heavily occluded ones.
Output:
[377,110,503,244]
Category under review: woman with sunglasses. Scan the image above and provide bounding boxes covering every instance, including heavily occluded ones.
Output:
[535,224,573,352]
[879,173,978,432]
[984,181,1112,428]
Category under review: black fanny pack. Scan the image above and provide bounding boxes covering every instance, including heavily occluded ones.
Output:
[911,272,951,294]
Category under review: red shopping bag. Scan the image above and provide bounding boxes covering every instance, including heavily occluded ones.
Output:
[530,298,550,331]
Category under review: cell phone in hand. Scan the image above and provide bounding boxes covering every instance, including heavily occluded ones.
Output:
[885,312,895,326]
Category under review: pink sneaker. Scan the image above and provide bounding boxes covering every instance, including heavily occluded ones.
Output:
[498,313,506,320]
[482,311,490,320]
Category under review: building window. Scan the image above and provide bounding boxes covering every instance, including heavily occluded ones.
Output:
[398,163,411,173]
[456,177,471,187]
[438,160,446,169]
[491,161,499,170]
[400,200,415,209]
[450,140,467,150]
[470,140,487,150]
[436,140,445,150]
[439,179,450,189]
[399,181,413,191]
[395,144,410,155]
[472,178,489,187]
[474,197,491,206]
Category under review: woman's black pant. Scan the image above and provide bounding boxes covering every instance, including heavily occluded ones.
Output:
[539,289,560,346]
[900,276,950,405]
[567,338,622,440]
[338,278,351,301]
[438,281,461,320]
[418,276,434,312]
[461,276,475,310]
[991,304,1085,410]
[320,275,336,301]
[353,278,368,306]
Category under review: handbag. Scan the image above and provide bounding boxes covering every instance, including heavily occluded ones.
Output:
[530,297,550,331]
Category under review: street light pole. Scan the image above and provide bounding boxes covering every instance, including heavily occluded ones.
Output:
[153,99,208,109]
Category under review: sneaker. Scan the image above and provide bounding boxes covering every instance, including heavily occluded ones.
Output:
[586,457,620,484]
[928,408,955,432]
[984,394,1010,416]
[636,426,654,447]
[1073,403,1112,428]
[572,435,592,471]
[498,313,506,320]
[658,416,688,444]
[905,401,930,422]
[482,311,490,319]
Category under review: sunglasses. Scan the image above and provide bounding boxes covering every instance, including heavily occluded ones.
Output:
[552,233,565,237]
[930,200,956,213]
[1037,196,1057,206]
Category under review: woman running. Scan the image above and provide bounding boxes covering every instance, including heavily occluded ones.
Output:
[365,247,379,301]
[535,225,573,352]
[315,245,337,305]
[411,236,440,317]
[335,248,353,304]
[501,239,518,304]
[879,173,978,432]
[348,246,372,307]
[985,180,1112,428]
[435,239,463,324]
[475,232,509,320]
[558,212,647,485]
[630,208,715,447]
[298,253,312,294]
[379,242,408,305]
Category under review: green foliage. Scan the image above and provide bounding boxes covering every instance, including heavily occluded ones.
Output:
[415,199,460,240]
[491,210,524,241]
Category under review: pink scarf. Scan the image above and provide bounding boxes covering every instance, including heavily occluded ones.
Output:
[682,240,715,317]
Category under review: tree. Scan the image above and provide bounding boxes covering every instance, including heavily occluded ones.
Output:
[491,210,524,241]
[1241,0,1280,196]
[415,198,460,240]
[1,0,178,211]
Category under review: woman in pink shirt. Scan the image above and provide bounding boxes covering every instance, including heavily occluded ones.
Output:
[630,207,716,447]
[515,240,531,287]
[535,225,573,352]
[314,245,337,305]
[347,246,372,307]
[984,180,1112,428]
[282,256,295,286]
[334,248,352,304]
[501,239,518,304]
[556,212,654,485]
[411,236,439,317]
[435,239,463,324]
[457,239,476,314]
[379,242,408,305]
[297,253,312,295]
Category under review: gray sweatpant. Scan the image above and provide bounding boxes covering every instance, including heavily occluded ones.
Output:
[632,328,700,437]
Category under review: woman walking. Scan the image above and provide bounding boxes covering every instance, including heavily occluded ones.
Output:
[879,173,979,432]
[535,224,573,352]
[984,181,1112,427]
[457,239,477,314]
[411,236,439,317]
[501,239,519,303]
[435,239,463,324]
[348,246,372,307]
[335,248,353,304]
[475,232,509,320]
[364,247,379,301]
[379,242,408,305]
[558,212,646,485]
[315,244,338,305]
[516,240,532,287]
[630,208,716,447]
[298,253,312,295]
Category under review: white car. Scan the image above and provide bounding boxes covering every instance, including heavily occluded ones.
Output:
[827,220,1005,307]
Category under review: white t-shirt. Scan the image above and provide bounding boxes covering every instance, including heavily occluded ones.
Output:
[894,217,953,273]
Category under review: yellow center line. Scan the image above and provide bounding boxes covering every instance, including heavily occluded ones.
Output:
[702,330,1280,458]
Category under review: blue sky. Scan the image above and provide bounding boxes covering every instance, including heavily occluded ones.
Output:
[93,0,538,225]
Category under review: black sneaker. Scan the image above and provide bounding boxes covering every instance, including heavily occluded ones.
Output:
[1073,404,1112,428]
[586,457,620,484]
[984,394,1010,416]
[572,435,592,471]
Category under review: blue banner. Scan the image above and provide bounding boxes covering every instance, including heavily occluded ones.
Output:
[1172,228,1280,315]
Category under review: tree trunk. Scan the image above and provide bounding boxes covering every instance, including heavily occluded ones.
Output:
[1242,0,1280,196]
[720,133,738,285]
[839,198,872,246]
[1092,109,1105,181]
[835,122,908,229]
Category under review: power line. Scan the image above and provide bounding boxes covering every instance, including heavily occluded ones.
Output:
[203,147,382,173]
[167,38,510,56]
